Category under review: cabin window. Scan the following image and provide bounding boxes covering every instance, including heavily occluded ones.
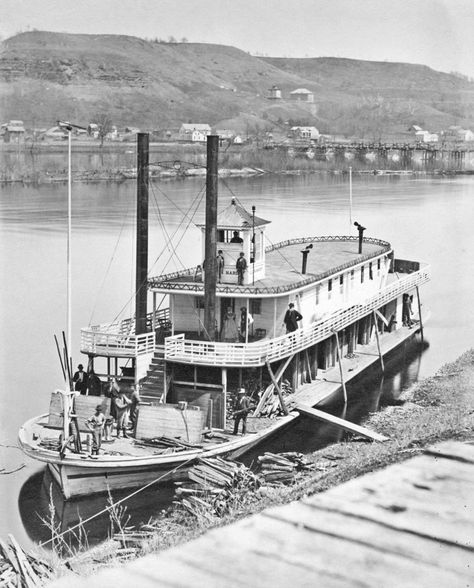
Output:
[361,266,365,283]
[328,279,332,300]
[350,270,355,285]
[218,229,244,244]
[195,297,205,309]
[369,262,374,280]
[339,274,344,294]
[315,284,320,304]
[377,258,381,271]
[250,299,262,315]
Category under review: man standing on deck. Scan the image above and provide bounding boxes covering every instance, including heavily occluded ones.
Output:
[236,252,247,285]
[73,364,88,394]
[233,388,252,435]
[216,250,225,283]
[284,303,302,333]
[85,404,105,455]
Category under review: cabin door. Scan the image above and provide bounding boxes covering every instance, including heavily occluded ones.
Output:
[220,298,235,338]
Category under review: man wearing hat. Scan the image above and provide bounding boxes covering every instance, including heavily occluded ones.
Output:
[233,388,252,435]
[73,363,88,395]
[85,404,106,455]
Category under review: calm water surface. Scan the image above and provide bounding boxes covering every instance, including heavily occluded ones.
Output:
[0,171,473,547]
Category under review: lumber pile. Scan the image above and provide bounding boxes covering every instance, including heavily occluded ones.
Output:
[134,436,203,453]
[257,452,315,485]
[0,534,54,586]
[175,457,260,518]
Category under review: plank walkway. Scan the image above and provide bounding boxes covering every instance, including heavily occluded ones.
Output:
[51,440,474,587]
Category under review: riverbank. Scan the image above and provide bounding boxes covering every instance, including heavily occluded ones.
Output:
[41,349,474,580]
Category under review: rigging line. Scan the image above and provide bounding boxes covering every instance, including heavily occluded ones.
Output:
[150,179,207,229]
[39,455,197,548]
[88,198,133,326]
[148,182,188,270]
[148,184,205,275]
[107,187,206,327]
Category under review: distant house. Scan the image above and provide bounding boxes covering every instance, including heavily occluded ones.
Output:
[1,120,25,143]
[267,85,282,100]
[179,123,212,142]
[289,88,314,103]
[44,126,68,140]
[445,126,474,142]
[290,126,320,140]
[415,130,438,143]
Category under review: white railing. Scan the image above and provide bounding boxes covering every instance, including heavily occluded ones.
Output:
[80,308,169,357]
[164,265,430,367]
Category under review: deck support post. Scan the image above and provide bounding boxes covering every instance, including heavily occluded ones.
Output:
[415,286,424,343]
[266,361,289,415]
[152,292,156,332]
[332,330,347,404]
[221,367,227,430]
[304,349,312,383]
[373,310,385,372]
[273,298,277,338]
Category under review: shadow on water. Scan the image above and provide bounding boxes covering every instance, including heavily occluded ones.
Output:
[18,468,175,549]
[19,337,428,548]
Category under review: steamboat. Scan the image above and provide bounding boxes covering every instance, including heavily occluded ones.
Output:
[19,134,430,499]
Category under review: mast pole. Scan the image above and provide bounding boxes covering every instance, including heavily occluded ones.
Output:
[204,135,219,341]
[67,127,72,387]
[136,133,149,335]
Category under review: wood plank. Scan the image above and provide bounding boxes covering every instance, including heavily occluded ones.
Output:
[296,404,389,442]
[265,361,288,415]
[135,404,204,443]
[425,440,474,463]
[264,501,471,575]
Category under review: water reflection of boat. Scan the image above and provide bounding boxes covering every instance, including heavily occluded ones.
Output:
[18,468,175,548]
[19,134,430,499]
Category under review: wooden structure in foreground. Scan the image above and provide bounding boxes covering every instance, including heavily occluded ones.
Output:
[51,441,474,587]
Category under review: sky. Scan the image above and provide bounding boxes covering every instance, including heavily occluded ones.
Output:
[0,0,473,78]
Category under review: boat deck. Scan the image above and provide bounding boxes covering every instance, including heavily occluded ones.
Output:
[50,440,474,587]
[150,237,390,293]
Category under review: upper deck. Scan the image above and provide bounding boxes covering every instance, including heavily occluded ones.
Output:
[148,236,392,297]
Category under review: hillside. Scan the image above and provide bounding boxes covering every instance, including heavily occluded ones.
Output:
[0,31,473,139]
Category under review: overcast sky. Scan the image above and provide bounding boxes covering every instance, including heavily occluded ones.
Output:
[1,0,473,78]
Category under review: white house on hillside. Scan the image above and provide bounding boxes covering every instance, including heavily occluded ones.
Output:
[289,88,314,103]
[290,126,320,140]
[179,123,212,142]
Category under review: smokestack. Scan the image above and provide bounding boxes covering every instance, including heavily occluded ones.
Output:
[300,244,313,274]
[354,221,366,254]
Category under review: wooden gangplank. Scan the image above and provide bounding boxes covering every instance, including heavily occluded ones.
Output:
[50,441,474,587]
[296,403,389,442]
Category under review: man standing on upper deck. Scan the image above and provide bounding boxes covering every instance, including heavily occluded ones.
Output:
[236,252,247,285]
[73,364,88,394]
[284,303,302,333]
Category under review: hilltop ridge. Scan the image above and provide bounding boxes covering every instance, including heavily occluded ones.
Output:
[0,31,473,138]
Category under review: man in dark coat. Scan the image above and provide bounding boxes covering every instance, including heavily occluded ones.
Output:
[73,364,88,394]
[233,388,252,435]
[283,303,302,333]
[236,252,247,285]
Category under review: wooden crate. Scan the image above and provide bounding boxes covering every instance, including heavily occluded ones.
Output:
[48,393,111,433]
[136,404,204,443]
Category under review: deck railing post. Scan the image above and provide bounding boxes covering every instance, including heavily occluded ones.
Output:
[373,310,385,372]
[415,285,424,343]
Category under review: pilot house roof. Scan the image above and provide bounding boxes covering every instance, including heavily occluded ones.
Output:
[197,198,270,230]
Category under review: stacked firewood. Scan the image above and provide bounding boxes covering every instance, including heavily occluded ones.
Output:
[175,457,260,518]
[257,452,315,484]
[0,534,54,587]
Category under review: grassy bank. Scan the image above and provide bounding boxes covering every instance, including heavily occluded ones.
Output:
[43,350,474,577]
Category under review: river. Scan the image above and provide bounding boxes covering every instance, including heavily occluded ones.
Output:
[0,168,473,548]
